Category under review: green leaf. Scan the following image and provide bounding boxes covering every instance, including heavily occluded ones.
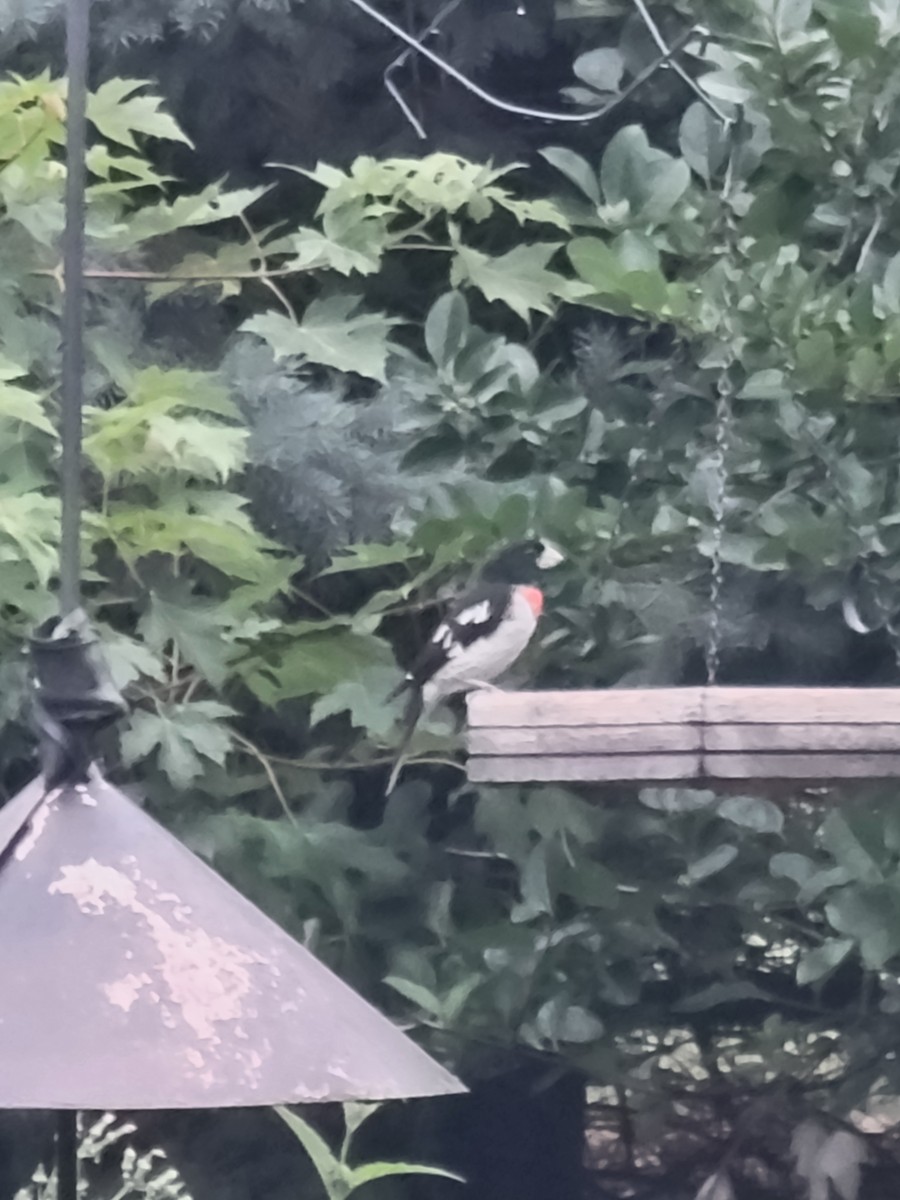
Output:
[285,226,383,276]
[123,701,233,786]
[88,79,192,149]
[347,1162,465,1192]
[737,369,789,400]
[679,102,730,184]
[0,489,59,586]
[121,184,268,245]
[825,886,900,968]
[796,938,855,986]
[0,374,54,435]
[144,415,246,481]
[556,1004,605,1042]
[675,981,772,1012]
[383,977,444,1018]
[819,811,883,884]
[773,0,812,40]
[511,843,554,921]
[879,253,900,315]
[451,240,569,322]
[98,629,165,690]
[242,297,401,382]
[641,788,717,813]
[613,229,660,272]
[276,1108,345,1200]
[310,667,402,738]
[173,699,235,763]
[85,366,241,481]
[139,593,235,688]
[341,1103,381,1145]
[486,192,570,230]
[718,795,784,835]
[600,125,690,222]
[686,844,738,882]
[540,146,601,206]
[425,291,470,368]
[848,346,884,393]
[797,866,853,906]
[573,47,624,93]
[242,628,394,705]
[770,852,816,886]
[319,541,420,576]
[567,237,674,317]
[534,996,604,1044]
[795,330,837,387]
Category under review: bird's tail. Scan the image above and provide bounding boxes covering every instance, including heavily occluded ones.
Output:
[386,687,424,795]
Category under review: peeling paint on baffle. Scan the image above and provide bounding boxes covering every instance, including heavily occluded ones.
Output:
[13,796,54,861]
[50,857,270,1046]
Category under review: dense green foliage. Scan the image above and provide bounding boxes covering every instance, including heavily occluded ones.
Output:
[7,1,900,1197]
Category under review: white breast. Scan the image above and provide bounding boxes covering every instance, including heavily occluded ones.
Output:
[422,589,539,708]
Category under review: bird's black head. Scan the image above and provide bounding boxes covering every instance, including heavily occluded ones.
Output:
[480,539,565,584]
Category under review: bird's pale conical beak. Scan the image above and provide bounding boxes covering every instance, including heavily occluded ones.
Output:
[538,543,565,569]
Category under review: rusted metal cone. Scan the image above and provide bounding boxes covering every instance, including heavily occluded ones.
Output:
[0,774,464,1109]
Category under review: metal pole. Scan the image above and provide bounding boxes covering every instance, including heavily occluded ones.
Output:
[57,1111,79,1200]
[59,0,90,616]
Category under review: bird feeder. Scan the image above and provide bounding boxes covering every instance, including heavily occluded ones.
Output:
[1,0,464,1193]
[0,773,464,1111]
[467,687,900,784]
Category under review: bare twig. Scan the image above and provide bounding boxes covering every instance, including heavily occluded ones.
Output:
[385,67,428,138]
[346,0,698,124]
[240,212,297,322]
[265,749,466,773]
[231,729,299,826]
[856,208,883,274]
[631,0,732,127]
[35,265,314,283]
[289,586,334,618]
[385,0,464,139]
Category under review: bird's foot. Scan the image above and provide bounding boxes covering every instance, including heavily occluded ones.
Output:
[469,680,505,694]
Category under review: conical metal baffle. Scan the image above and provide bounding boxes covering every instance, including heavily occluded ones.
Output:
[0,775,464,1109]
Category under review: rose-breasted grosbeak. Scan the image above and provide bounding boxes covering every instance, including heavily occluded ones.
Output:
[386,539,564,792]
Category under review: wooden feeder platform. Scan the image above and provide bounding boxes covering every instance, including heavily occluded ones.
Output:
[466,688,900,784]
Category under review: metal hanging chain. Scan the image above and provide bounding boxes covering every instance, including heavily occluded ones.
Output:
[59,0,91,617]
[705,376,732,687]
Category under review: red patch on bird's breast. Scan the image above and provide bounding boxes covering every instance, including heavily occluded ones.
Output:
[517,585,544,617]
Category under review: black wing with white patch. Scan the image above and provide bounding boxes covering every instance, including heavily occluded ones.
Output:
[406,582,514,689]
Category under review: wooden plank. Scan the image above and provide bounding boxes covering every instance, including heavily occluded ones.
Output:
[705,724,900,753]
[701,688,900,725]
[468,725,702,756]
[704,753,900,779]
[470,723,900,757]
[468,688,900,729]
[467,754,702,783]
[468,750,900,783]
[467,689,704,728]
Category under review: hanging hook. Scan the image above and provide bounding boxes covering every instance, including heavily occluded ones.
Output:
[29,611,126,789]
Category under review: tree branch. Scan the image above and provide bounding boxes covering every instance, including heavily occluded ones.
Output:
[345,0,699,125]
[231,729,299,826]
[240,212,297,321]
[630,0,732,127]
[34,265,314,283]
[384,0,464,139]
